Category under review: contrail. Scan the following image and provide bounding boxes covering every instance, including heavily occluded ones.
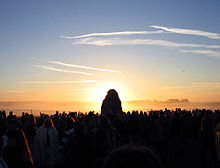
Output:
[150,25,220,39]
[20,80,95,84]
[72,37,212,48]
[32,64,92,75]
[179,49,220,58]
[60,30,163,39]
[72,37,220,52]
[49,61,122,73]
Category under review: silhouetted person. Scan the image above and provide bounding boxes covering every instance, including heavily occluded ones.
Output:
[60,116,75,165]
[0,111,7,138]
[7,111,15,123]
[103,146,163,168]
[67,117,97,168]
[0,156,7,168]
[33,118,58,168]
[101,89,122,121]
[216,122,220,164]
[4,128,34,168]
[1,108,220,168]
[23,114,37,151]
[62,116,75,145]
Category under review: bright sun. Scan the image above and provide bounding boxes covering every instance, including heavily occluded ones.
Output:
[92,82,125,102]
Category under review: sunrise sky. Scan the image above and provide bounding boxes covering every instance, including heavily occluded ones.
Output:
[0,0,220,102]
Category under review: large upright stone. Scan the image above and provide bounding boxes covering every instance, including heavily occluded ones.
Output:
[101,89,122,117]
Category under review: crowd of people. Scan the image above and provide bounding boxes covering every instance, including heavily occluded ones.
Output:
[0,89,219,168]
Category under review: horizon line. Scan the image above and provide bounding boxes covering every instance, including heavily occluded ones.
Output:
[1,99,220,103]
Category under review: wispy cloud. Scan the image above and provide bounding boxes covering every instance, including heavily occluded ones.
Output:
[61,26,220,40]
[20,80,95,84]
[72,37,220,49]
[49,61,122,73]
[62,26,220,58]
[192,82,220,85]
[206,45,220,49]
[60,30,163,39]
[162,85,193,89]
[69,88,95,91]
[163,82,220,90]
[68,88,96,94]
[150,25,220,39]
[3,90,29,93]
[179,49,220,57]
[32,65,92,75]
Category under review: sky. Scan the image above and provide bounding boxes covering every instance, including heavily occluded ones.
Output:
[0,0,220,102]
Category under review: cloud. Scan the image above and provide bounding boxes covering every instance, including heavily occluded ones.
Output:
[179,49,220,57]
[62,26,220,57]
[69,88,95,91]
[192,82,220,85]
[20,80,95,84]
[49,60,122,73]
[162,85,192,90]
[150,25,220,39]
[61,26,220,40]
[206,45,220,49]
[60,30,163,39]
[72,37,220,49]
[32,65,92,75]
[162,82,220,90]
[67,88,96,94]
[3,90,28,93]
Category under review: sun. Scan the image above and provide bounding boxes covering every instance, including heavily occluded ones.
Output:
[92,82,125,102]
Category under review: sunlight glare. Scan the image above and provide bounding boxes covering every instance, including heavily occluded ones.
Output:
[93,82,125,102]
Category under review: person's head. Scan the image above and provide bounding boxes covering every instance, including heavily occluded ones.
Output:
[29,114,36,125]
[43,118,54,128]
[14,129,30,149]
[65,116,75,130]
[103,146,163,168]
[7,119,22,133]
[8,129,33,167]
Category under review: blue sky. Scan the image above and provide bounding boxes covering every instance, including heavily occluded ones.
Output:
[0,0,220,101]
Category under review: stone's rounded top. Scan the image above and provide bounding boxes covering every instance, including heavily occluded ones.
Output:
[105,89,119,100]
[107,89,118,95]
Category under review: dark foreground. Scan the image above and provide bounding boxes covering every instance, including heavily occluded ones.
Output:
[0,108,220,168]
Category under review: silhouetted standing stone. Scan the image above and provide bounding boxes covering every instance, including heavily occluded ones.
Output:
[101,89,122,118]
